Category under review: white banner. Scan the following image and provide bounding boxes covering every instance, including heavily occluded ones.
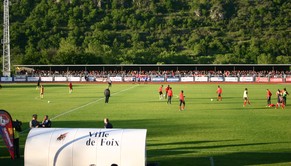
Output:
[95,77,105,82]
[224,77,238,82]
[109,77,123,82]
[54,77,67,82]
[68,77,80,82]
[239,77,253,82]
[151,77,165,82]
[181,77,194,82]
[81,77,87,82]
[210,77,224,82]
[25,128,147,166]
[194,76,208,82]
[41,77,53,82]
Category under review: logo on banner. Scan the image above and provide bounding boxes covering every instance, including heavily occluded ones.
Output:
[0,110,15,159]
[0,114,10,126]
[57,133,68,141]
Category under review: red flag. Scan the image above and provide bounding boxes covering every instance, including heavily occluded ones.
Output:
[0,110,15,159]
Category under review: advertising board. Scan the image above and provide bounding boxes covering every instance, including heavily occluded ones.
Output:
[194,77,208,82]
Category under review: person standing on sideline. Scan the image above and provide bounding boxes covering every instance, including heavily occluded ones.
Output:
[266,89,272,107]
[108,78,112,88]
[41,115,52,127]
[13,120,22,158]
[40,85,44,99]
[29,114,40,128]
[104,88,111,103]
[216,85,222,101]
[167,87,173,104]
[104,118,113,128]
[243,88,251,107]
[179,90,185,111]
[36,77,41,90]
[158,85,164,100]
[69,82,73,94]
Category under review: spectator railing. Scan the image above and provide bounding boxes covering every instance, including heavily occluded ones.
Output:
[1,74,291,83]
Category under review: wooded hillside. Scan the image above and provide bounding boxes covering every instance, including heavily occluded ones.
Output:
[1,0,290,65]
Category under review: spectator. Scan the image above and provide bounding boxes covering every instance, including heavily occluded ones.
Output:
[104,118,113,128]
[29,114,40,128]
[108,78,112,88]
[13,120,22,158]
[41,115,52,128]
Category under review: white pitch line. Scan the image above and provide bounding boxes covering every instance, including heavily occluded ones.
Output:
[51,84,139,120]
[210,156,215,166]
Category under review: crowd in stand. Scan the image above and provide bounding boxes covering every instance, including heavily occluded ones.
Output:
[16,69,291,78]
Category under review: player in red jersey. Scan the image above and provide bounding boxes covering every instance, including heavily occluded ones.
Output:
[165,85,170,99]
[69,82,73,94]
[216,85,222,101]
[167,87,173,104]
[266,89,272,107]
[158,85,164,100]
[179,90,185,111]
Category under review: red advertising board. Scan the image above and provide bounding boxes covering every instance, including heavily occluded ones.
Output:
[255,77,269,82]
[286,77,291,82]
[270,78,283,83]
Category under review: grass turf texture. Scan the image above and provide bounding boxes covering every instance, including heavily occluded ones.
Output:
[0,83,291,166]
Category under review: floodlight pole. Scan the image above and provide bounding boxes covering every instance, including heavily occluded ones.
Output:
[2,0,11,77]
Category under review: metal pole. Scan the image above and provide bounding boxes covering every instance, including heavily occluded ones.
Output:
[2,0,11,76]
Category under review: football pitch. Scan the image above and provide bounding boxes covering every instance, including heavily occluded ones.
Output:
[0,83,291,166]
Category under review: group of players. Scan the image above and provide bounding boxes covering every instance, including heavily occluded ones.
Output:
[158,85,185,111]
[215,85,289,109]
[36,80,74,99]
[270,88,289,109]
[158,84,289,111]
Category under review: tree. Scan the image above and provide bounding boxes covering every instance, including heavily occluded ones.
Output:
[257,53,274,64]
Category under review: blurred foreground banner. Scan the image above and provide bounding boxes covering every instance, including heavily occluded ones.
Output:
[25,128,147,166]
[0,110,15,159]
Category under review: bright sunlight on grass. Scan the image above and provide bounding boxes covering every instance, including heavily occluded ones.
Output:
[0,83,291,166]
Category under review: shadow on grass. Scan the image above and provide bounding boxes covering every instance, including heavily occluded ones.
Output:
[147,140,291,165]
[153,152,291,166]
[1,120,291,166]
[0,84,67,89]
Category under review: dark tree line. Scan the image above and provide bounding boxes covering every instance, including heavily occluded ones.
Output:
[0,0,290,65]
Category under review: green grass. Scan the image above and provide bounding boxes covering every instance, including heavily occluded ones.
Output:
[0,83,291,166]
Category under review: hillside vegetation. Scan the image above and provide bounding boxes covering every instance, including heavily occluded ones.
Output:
[1,0,290,65]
